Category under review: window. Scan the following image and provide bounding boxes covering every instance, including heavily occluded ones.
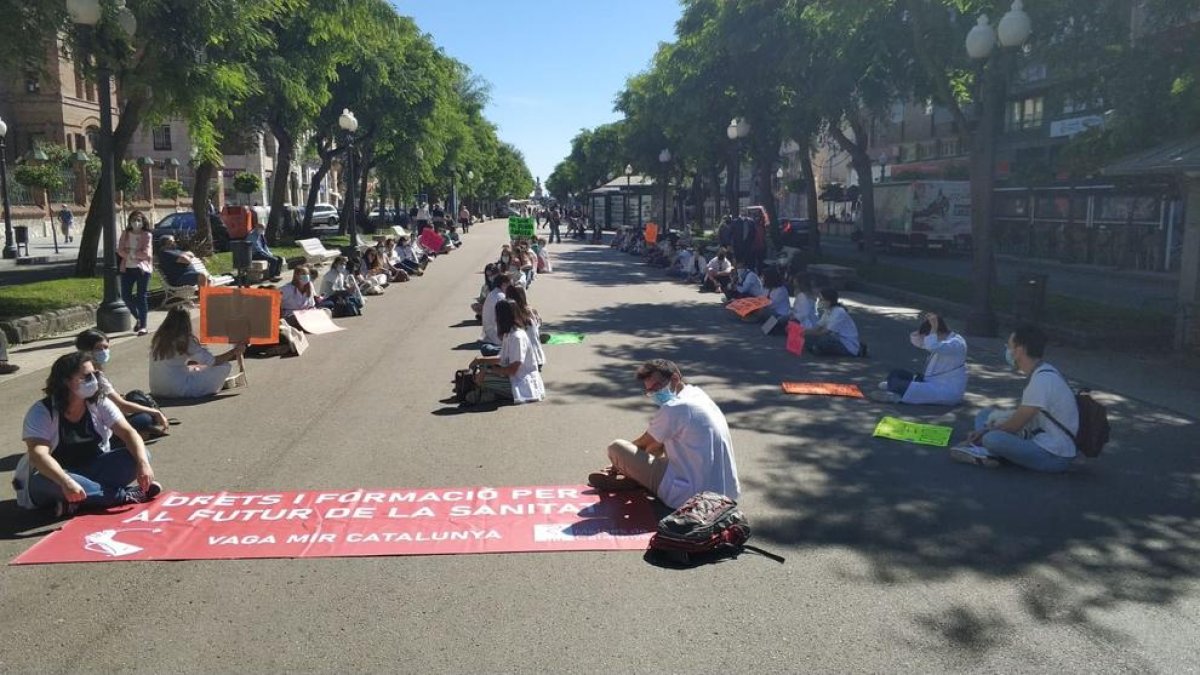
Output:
[152,125,173,151]
[1008,96,1045,131]
[25,72,39,93]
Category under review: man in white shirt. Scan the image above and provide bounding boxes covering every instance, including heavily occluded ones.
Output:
[480,274,511,347]
[700,248,734,293]
[952,323,1078,472]
[589,359,741,509]
[725,260,764,301]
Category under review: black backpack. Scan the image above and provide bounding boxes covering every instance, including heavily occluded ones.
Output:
[453,368,478,404]
[1037,367,1111,458]
[646,492,784,567]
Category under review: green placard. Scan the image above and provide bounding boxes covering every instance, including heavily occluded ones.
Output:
[508,216,535,238]
[872,416,954,447]
[545,332,585,345]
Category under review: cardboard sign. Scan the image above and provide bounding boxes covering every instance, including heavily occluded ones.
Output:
[290,308,343,335]
[12,485,659,565]
[872,416,954,447]
[726,296,771,318]
[199,286,280,346]
[508,216,535,239]
[545,332,585,345]
[781,382,864,398]
[644,222,659,245]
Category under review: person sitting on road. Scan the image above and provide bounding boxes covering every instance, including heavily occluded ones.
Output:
[588,359,741,509]
[15,351,162,518]
[725,258,765,301]
[471,263,501,323]
[481,273,513,352]
[73,329,170,438]
[952,323,1078,472]
[149,307,247,398]
[282,264,331,319]
[507,286,546,371]
[157,235,211,288]
[700,247,734,293]
[469,301,546,405]
[385,237,423,276]
[870,312,968,405]
[805,289,866,357]
[790,272,819,329]
[363,246,405,285]
[320,255,365,315]
[755,268,791,332]
[397,235,429,271]
[246,222,284,281]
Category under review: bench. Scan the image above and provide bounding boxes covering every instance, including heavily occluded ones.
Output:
[162,273,234,310]
[392,226,410,239]
[297,238,340,265]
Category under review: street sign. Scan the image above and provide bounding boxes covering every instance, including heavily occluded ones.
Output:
[508,216,535,239]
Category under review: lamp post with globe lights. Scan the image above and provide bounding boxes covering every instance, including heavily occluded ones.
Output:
[338,109,360,247]
[68,0,136,332]
[623,164,634,227]
[726,117,751,215]
[1,116,15,259]
[466,169,474,225]
[963,0,1033,336]
[658,148,671,229]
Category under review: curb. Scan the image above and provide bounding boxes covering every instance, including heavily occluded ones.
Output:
[1,303,100,344]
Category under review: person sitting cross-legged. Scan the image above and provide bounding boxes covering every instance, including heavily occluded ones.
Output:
[480,273,512,355]
[805,288,866,357]
[588,359,741,509]
[724,258,764,301]
[951,323,1078,472]
[700,247,734,294]
[868,312,968,405]
[468,301,545,405]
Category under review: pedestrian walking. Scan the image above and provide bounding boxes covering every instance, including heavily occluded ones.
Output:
[58,205,74,243]
[117,211,153,335]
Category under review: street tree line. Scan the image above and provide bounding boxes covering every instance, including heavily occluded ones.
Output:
[547,0,1199,333]
[0,0,533,273]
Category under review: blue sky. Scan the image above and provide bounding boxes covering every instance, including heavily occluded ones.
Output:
[395,0,681,186]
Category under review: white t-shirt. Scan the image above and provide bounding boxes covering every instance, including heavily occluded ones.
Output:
[766,286,791,318]
[706,256,732,275]
[736,270,764,297]
[15,398,124,509]
[1022,364,1079,458]
[280,284,315,316]
[498,329,545,403]
[524,314,545,367]
[481,288,506,344]
[791,292,818,329]
[646,384,741,509]
[818,305,860,354]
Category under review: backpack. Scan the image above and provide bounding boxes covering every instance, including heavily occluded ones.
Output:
[124,389,160,410]
[453,368,478,404]
[646,492,784,567]
[1038,368,1111,458]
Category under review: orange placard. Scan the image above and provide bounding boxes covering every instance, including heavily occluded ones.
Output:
[781,382,865,398]
[725,296,771,318]
[199,286,281,345]
[644,222,659,245]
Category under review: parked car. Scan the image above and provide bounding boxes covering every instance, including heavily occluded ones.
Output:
[152,211,230,252]
[779,217,818,251]
[308,203,339,227]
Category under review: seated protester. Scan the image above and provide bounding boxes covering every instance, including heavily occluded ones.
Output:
[396,235,428,271]
[533,238,553,273]
[952,323,1077,472]
[281,265,333,319]
[15,351,162,518]
[149,307,247,398]
[498,244,514,269]
[419,226,450,255]
[789,272,820,329]
[469,301,545,404]
[157,235,211,288]
[754,268,791,333]
[363,246,406,285]
[350,251,388,295]
[700,247,735,293]
[481,274,512,351]
[444,225,463,248]
[471,263,501,322]
[588,359,741,509]
[668,245,694,279]
[508,286,546,370]
[73,329,170,437]
[384,237,422,276]
[870,312,968,405]
[725,259,765,301]
[515,242,536,287]
[805,288,866,357]
[245,222,284,281]
[320,255,365,316]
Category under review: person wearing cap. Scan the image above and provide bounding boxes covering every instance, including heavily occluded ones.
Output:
[589,359,741,508]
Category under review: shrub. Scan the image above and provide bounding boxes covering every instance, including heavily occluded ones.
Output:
[233,171,262,197]
[160,179,186,199]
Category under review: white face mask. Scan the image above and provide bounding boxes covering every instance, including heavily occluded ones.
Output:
[74,373,100,399]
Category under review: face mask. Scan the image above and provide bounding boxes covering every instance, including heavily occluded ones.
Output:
[1004,346,1016,368]
[651,386,677,407]
[501,255,510,263]
[298,275,311,284]
[74,373,99,399]
[93,348,111,366]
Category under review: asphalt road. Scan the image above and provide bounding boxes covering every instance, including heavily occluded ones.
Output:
[1,220,1196,673]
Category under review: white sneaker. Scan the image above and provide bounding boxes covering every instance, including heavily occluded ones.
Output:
[867,389,901,404]
[949,444,1000,468]
[878,380,889,391]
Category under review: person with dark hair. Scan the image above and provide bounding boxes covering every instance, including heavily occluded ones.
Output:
[507,286,545,370]
[13,352,162,518]
[157,235,212,288]
[805,289,865,357]
[869,312,968,405]
[951,323,1078,471]
[149,307,246,398]
[481,273,512,349]
[725,258,764,301]
[74,329,169,435]
[588,359,741,508]
[790,272,819,329]
[117,210,154,335]
[320,255,365,315]
[469,301,545,404]
[700,248,735,293]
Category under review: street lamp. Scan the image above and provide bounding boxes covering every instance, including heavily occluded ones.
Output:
[727,117,751,214]
[70,0,136,333]
[963,0,1032,336]
[658,148,671,228]
[624,164,633,227]
[338,108,359,247]
[449,163,457,219]
[1,116,16,259]
[466,169,474,216]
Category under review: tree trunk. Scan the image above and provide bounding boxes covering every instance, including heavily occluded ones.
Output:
[75,92,147,276]
[709,167,723,231]
[190,160,217,257]
[725,152,738,218]
[302,157,330,236]
[266,121,294,246]
[800,150,821,255]
[831,119,877,264]
[756,161,780,250]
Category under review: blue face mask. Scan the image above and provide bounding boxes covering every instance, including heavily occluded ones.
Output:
[93,348,111,366]
[651,387,677,407]
[1004,346,1016,368]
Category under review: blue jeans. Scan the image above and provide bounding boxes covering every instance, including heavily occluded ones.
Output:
[973,409,1073,473]
[121,268,151,329]
[806,332,853,356]
[886,369,922,395]
[28,449,149,510]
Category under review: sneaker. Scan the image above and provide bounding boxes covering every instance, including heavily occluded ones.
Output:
[136,328,148,337]
[54,500,80,518]
[949,444,1000,468]
[121,481,163,504]
[878,380,889,391]
[587,468,640,492]
[867,389,902,404]
[0,362,19,375]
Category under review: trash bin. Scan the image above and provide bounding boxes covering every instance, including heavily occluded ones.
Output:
[1013,274,1048,323]
[13,225,29,256]
[229,239,254,272]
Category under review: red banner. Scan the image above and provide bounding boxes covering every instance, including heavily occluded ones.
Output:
[12,485,658,565]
